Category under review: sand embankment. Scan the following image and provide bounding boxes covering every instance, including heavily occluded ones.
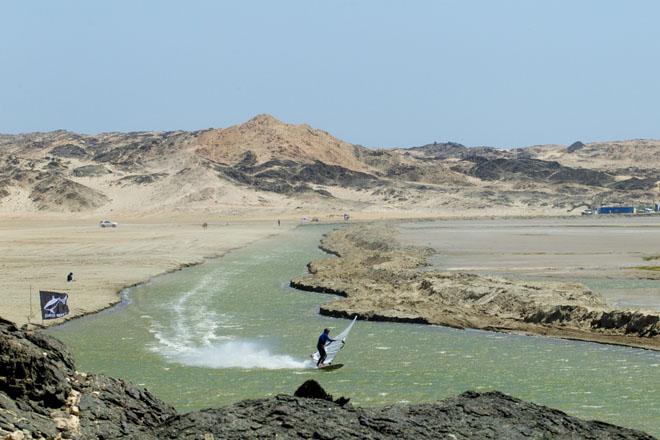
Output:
[291,224,660,350]
[0,216,288,327]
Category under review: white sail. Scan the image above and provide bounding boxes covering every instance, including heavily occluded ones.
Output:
[312,316,357,365]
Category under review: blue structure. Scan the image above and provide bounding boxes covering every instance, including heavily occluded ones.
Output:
[597,206,635,214]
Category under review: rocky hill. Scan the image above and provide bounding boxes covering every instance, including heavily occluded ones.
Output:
[0,117,659,216]
[0,318,654,439]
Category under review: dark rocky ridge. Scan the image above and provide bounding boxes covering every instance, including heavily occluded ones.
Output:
[0,317,656,439]
[145,387,655,440]
[210,155,380,196]
[470,157,614,186]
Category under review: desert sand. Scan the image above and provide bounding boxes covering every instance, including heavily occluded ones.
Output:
[0,215,289,327]
[398,216,660,311]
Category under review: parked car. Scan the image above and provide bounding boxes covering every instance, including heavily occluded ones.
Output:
[99,220,118,228]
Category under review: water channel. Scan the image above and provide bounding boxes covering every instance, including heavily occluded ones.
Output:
[50,225,660,436]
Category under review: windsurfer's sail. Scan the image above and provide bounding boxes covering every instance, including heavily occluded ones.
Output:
[312,316,357,365]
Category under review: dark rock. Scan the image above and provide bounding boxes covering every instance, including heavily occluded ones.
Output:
[72,164,111,177]
[216,159,379,195]
[567,141,586,152]
[50,144,88,158]
[0,317,175,439]
[524,306,659,338]
[294,380,333,400]
[471,157,613,187]
[29,174,109,211]
[237,150,257,167]
[75,373,176,438]
[116,172,168,186]
[610,177,658,191]
[147,390,654,440]
[0,317,74,410]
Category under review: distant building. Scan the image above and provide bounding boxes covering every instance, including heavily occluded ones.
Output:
[597,206,635,215]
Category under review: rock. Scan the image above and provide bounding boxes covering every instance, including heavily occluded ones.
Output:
[29,174,109,211]
[567,141,586,152]
[147,389,653,440]
[0,317,74,409]
[471,157,613,187]
[71,164,110,177]
[293,380,332,400]
[0,318,175,439]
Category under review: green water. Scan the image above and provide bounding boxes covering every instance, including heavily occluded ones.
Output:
[50,225,660,436]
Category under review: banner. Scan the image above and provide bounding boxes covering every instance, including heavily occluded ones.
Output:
[39,291,69,320]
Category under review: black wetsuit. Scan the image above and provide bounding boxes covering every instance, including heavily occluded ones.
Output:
[317,332,334,366]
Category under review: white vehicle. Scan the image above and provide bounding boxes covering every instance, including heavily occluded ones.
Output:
[99,220,118,228]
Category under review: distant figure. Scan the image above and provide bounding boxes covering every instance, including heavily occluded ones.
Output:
[343,212,350,221]
[316,328,335,367]
[67,272,74,282]
[277,219,280,226]
[202,222,208,230]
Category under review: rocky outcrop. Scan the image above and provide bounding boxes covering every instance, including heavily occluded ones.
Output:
[144,381,653,440]
[50,144,88,159]
[71,164,110,177]
[471,157,613,186]
[0,317,175,439]
[0,319,654,439]
[290,225,660,350]
[610,177,659,191]
[567,141,586,152]
[29,174,109,211]
[212,157,380,195]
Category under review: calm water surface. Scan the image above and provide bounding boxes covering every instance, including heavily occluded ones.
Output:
[51,225,660,436]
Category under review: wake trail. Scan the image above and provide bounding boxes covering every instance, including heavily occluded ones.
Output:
[146,268,310,369]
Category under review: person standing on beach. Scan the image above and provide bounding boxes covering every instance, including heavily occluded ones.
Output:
[316,328,335,367]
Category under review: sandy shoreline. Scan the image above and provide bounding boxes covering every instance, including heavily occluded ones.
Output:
[0,215,291,327]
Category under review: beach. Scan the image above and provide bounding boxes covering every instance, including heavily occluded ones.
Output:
[0,215,289,327]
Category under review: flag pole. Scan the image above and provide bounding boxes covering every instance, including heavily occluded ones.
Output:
[28,284,32,324]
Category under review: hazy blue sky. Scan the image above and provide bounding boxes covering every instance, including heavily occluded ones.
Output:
[1,1,659,147]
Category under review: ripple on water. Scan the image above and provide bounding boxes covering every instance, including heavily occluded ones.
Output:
[49,226,660,437]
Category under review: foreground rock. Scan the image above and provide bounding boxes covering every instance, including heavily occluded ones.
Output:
[290,225,660,350]
[0,318,654,439]
[146,382,654,440]
[0,317,175,439]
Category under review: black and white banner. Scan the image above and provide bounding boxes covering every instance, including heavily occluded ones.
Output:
[39,291,69,320]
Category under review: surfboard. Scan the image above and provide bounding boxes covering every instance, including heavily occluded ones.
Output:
[317,363,344,371]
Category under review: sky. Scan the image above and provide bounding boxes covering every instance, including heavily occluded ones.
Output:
[1,1,659,148]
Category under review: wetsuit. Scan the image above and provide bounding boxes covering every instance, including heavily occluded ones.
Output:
[317,332,334,366]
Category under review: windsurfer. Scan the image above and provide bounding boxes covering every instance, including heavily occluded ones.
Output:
[316,328,335,367]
